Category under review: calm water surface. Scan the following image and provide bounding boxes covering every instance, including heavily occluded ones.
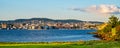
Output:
[0,30,99,42]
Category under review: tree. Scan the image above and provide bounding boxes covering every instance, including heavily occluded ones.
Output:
[108,15,119,28]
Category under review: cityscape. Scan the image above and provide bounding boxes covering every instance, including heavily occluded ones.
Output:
[0,18,102,30]
[0,0,120,48]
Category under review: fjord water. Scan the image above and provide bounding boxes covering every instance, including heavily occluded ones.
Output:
[0,30,99,42]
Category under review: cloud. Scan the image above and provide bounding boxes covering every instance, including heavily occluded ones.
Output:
[72,4,120,14]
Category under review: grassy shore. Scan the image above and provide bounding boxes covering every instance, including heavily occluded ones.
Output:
[0,40,120,48]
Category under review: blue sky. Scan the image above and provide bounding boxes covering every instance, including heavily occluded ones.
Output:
[0,0,120,21]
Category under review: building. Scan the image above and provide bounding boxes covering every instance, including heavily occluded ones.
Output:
[1,23,7,29]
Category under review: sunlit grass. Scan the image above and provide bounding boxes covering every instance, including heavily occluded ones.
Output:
[0,40,120,48]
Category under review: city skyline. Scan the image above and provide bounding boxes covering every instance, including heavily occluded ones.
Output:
[0,0,120,22]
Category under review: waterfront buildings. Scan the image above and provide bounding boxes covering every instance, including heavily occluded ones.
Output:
[1,23,7,29]
[0,20,101,30]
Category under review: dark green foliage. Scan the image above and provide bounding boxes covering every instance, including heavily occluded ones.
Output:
[108,15,119,28]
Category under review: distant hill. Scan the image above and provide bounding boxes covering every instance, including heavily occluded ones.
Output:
[0,18,103,24]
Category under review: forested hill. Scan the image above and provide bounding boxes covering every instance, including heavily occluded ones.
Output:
[0,18,103,23]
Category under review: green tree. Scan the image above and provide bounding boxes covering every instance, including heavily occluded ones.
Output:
[108,15,119,28]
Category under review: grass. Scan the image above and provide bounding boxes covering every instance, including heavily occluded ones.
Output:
[0,40,120,48]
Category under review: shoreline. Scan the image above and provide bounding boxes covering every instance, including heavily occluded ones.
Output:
[0,40,104,46]
[0,39,103,43]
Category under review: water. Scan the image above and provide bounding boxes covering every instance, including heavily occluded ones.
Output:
[0,30,99,42]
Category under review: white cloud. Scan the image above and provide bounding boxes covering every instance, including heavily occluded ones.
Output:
[72,4,120,14]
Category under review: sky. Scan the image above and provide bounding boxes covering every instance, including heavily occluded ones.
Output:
[0,0,120,22]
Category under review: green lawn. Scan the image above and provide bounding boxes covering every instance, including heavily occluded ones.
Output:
[0,40,120,48]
